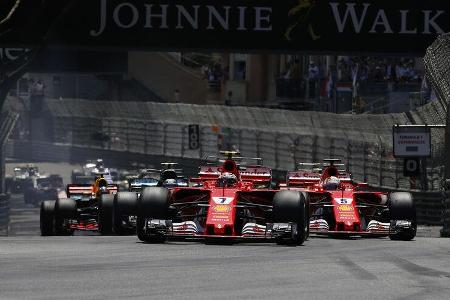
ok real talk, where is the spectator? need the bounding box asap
[308,61,320,98]
[30,79,45,117]
[31,79,45,97]
[308,61,320,80]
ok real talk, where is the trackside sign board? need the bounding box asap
[1,0,450,54]
[393,127,431,157]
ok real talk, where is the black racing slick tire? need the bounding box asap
[54,198,77,235]
[40,200,55,236]
[98,194,114,235]
[113,192,138,235]
[136,216,166,243]
[138,187,170,219]
[302,192,310,241]
[55,198,77,219]
[273,191,308,246]
[389,192,416,241]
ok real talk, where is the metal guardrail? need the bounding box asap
[0,194,10,236]
[413,192,445,226]
[442,192,450,236]
[6,138,445,226]
[374,187,444,226]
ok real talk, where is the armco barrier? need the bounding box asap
[441,192,450,237]
[5,140,287,180]
[412,191,444,226]
[364,186,444,226]
[0,194,10,236]
[6,140,445,226]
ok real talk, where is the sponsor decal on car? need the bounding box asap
[337,204,354,212]
[212,205,231,213]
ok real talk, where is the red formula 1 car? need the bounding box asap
[39,175,118,235]
[281,159,416,240]
[115,152,309,245]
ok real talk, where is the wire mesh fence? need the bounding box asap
[46,107,445,191]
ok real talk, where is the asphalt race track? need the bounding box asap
[1,235,450,299]
[1,162,450,299]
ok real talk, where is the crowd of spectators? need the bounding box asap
[337,57,422,84]
[280,56,422,84]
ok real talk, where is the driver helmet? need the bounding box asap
[95,177,109,195]
[162,178,178,188]
[95,159,104,169]
[323,176,340,190]
[97,185,108,195]
[217,172,238,188]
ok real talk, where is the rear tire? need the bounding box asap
[139,187,170,219]
[55,198,77,219]
[40,200,55,236]
[98,194,114,235]
[389,192,416,241]
[113,192,137,235]
[54,198,77,235]
[273,191,308,246]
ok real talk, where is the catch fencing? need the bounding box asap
[25,98,445,192]
[442,192,450,236]
[423,32,450,234]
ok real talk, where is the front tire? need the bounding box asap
[113,192,138,235]
[136,187,170,243]
[136,216,166,243]
[40,200,55,236]
[389,192,416,241]
[273,191,308,245]
[139,187,170,219]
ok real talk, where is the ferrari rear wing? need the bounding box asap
[240,167,272,182]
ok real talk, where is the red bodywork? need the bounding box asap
[160,159,280,241]
[282,163,389,236]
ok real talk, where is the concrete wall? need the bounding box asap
[128,52,210,103]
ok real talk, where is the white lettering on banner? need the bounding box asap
[113,3,139,29]
[144,4,169,29]
[237,6,247,31]
[330,3,370,33]
[369,9,393,33]
[423,10,445,34]
[400,10,417,34]
[90,0,273,36]
[329,2,446,35]
[206,6,230,30]
[176,5,199,29]
[254,7,272,31]
[0,48,28,61]
[90,0,107,36]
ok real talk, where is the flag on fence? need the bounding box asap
[320,72,334,98]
